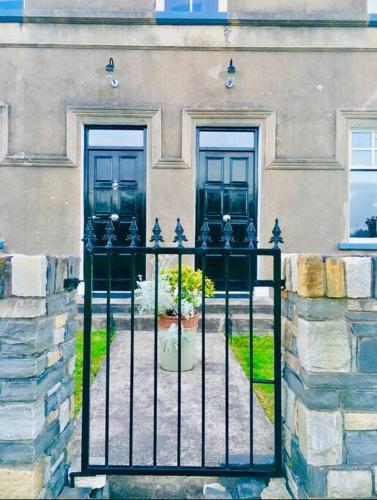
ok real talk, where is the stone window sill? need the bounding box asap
[337,243,377,251]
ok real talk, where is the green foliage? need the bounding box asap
[230,334,274,422]
[161,266,216,311]
[73,330,116,417]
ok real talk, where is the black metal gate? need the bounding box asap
[73,216,284,482]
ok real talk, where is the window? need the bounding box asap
[88,129,144,148]
[156,0,227,22]
[369,0,377,14]
[0,0,23,20]
[349,131,377,238]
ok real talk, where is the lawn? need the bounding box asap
[73,330,115,417]
[230,334,275,422]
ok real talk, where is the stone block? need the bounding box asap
[296,402,342,466]
[55,258,68,293]
[0,460,43,499]
[46,409,59,426]
[46,347,63,368]
[0,402,45,440]
[11,255,47,298]
[358,337,377,373]
[344,413,377,430]
[343,257,372,298]
[67,356,75,377]
[351,322,377,337]
[348,298,377,312]
[0,317,54,355]
[0,379,38,402]
[291,255,298,293]
[0,355,46,379]
[261,478,291,499]
[290,440,328,498]
[65,320,78,340]
[203,483,232,499]
[297,255,325,298]
[284,256,293,291]
[284,351,301,375]
[327,470,372,499]
[345,431,377,464]
[284,367,339,410]
[54,313,68,329]
[54,327,65,345]
[58,487,91,499]
[326,258,346,298]
[0,256,11,298]
[237,479,267,499]
[0,298,46,318]
[67,257,80,279]
[62,338,75,360]
[296,318,351,373]
[46,257,57,296]
[59,398,70,432]
[295,296,346,320]
[373,256,377,298]
[47,294,69,316]
[341,390,377,410]
[282,381,295,432]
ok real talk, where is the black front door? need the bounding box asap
[85,127,146,291]
[196,129,258,291]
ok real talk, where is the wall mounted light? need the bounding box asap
[225,59,237,89]
[105,57,119,88]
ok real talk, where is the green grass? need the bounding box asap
[73,330,115,417]
[230,334,274,422]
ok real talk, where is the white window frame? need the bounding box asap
[349,128,377,242]
[155,0,227,13]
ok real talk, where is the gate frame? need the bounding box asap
[72,217,284,484]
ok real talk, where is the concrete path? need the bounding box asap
[79,330,274,469]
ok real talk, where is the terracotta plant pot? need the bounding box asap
[158,314,199,372]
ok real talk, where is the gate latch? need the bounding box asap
[63,278,81,291]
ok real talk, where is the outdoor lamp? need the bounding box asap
[105,57,119,88]
[225,59,237,89]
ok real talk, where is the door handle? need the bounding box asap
[223,214,231,222]
[110,214,120,222]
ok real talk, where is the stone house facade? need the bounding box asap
[0,0,376,290]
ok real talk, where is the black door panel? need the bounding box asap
[86,141,146,291]
[196,133,258,291]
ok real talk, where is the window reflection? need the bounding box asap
[200,131,255,149]
[88,129,144,148]
[350,171,377,237]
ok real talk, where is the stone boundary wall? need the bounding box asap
[282,254,377,499]
[0,254,79,499]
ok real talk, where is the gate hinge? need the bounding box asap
[63,278,82,291]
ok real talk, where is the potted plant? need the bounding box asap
[136,265,215,372]
[366,216,377,237]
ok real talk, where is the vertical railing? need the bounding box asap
[81,218,96,474]
[81,214,284,477]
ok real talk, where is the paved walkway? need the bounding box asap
[76,329,273,469]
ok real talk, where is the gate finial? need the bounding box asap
[198,218,212,249]
[83,217,96,253]
[245,219,258,248]
[150,218,164,249]
[103,218,117,249]
[127,217,140,248]
[269,219,284,249]
[221,219,234,249]
[174,218,188,248]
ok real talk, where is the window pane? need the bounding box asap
[88,129,144,147]
[351,150,372,167]
[350,171,377,237]
[352,132,372,148]
[165,0,190,12]
[200,131,254,148]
